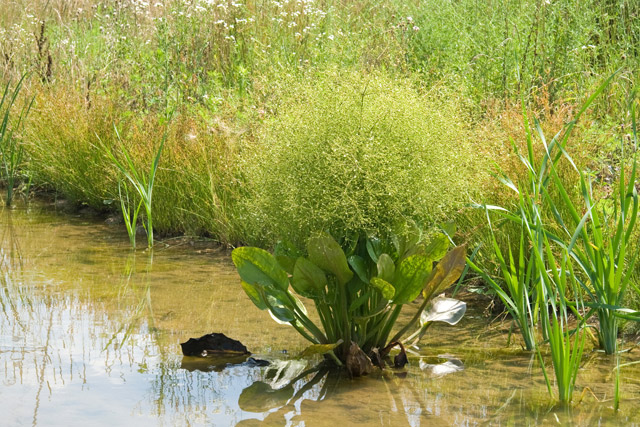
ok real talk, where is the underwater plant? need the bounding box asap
[232,223,467,372]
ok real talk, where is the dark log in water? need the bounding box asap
[180,332,250,356]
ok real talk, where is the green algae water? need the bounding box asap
[2,201,640,426]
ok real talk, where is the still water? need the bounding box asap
[1,201,640,426]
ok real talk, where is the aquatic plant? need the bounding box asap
[560,151,639,355]
[117,180,143,249]
[0,73,33,206]
[105,126,165,248]
[545,89,639,355]
[468,221,537,351]
[232,224,467,370]
[473,74,640,355]
[535,248,586,405]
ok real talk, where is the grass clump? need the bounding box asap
[0,73,33,205]
[238,71,486,248]
[24,86,244,243]
[104,126,166,249]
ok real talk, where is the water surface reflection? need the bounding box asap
[1,202,640,426]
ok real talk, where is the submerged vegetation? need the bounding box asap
[1,0,640,409]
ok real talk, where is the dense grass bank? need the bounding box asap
[1,1,639,301]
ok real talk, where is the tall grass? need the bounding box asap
[468,219,538,351]
[2,0,637,254]
[403,0,639,107]
[0,73,32,205]
[25,88,244,242]
[544,86,639,355]
[535,248,586,405]
[2,0,636,114]
[104,124,166,249]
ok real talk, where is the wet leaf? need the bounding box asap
[298,340,343,358]
[381,341,408,368]
[307,233,353,286]
[268,308,295,325]
[370,277,395,300]
[422,244,467,301]
[366,237,383,263]
[348,255,370,284]
[392,254,433,304]
[420,297,467,326]
[265,294,296,324]
[232,247,289,291]
[394,349,408,368]
[292,257,326,298]
[369,348,384,369]
[241,280,267,310]
[423,232,449,261]
[376,253,395,282]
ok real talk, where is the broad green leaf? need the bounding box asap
[241,280,267,310]
[376,253,395,282]
[392,254,434,304]
[348,255,370,283]
[253,285,296,325]
[423,233,449,262]
[290,292,308,316]
[440,221,456,238]
[298,340,343,358]
[232,247,289,291]
[292,257,326,298]
[307,233,353,285]
[275,255,296,275]
[392,220,421,259]
[274,240,302,274]
[366,237,383,263]
[422,245,467,301]
[266,294,296,324]
[370,277,396,300]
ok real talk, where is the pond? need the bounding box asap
[1,200,640,426]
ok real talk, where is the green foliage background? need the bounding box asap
[238,71,484,247]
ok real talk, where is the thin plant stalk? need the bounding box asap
[615,352,620,411]
[0,73,34,206]
[105,127,166,248]
[118,181,143,249]
[534,243,585,405]
[468,217,538,351]
[545,121,639,354]
[477,73,639,355]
